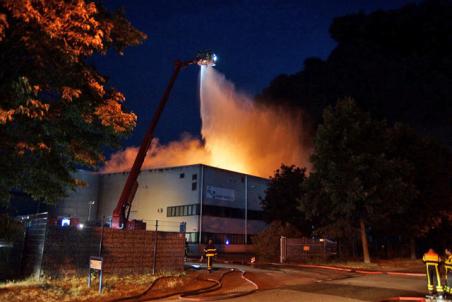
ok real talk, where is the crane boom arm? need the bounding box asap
[110,51,217,229]
[111,60,188,229]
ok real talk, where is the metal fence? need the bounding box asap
[280,236,337,263]
[19,212,48,278]
[18,217,186,277]
[141,219,186,233]
[96,217,186,233]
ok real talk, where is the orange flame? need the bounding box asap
[102,67,311,178]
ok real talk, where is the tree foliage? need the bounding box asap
[261,165,310,233]
[263,99,451,260]
[0,0,146,203]
[301,98,418,262]
[384,124,452,240]
[258,0,452,146]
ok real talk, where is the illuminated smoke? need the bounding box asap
[102,66,311,178]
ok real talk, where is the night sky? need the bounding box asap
[95,0,417,151]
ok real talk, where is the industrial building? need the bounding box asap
[53,164,268,246]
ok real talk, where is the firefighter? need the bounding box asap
[204,239,217,272]
[444,248,452,295]
[422,248,444,297]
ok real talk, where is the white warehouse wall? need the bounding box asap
[55,164,268,243]
[97,165,201,232]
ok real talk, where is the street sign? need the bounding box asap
[90,257,102,270]
[88,256,103,294]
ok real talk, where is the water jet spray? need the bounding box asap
[104,54,311,190]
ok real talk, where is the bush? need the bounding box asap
[253,221,302,261]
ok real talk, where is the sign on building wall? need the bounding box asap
[206,186,235,201]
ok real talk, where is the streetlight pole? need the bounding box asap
[88,200,95,222]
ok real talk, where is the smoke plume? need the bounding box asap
[102,66,311,178]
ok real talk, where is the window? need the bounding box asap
[167,204,199,217]
[192,174,197,180]
[203,205,243,218]
[192,182,197,191]
[202,205,264,221]
[195,205,200,215]
[185,232,198,243]
[248,210,264,220]
[179,173,185,178]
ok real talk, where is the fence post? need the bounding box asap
[152,220,158,275]
[36,213,48,279]
[98,218,104,257]
[280,236,287,264]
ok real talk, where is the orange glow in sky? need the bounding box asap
[103,67,311,178]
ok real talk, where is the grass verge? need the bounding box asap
[0,272,185,302]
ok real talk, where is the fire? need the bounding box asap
[102,66,311,178]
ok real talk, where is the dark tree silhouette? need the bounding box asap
[302,99,417,263]
[383,124,452,258]
[261,165,311,234]
[258,0,452,147]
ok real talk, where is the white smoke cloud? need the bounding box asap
[102,66,311,178]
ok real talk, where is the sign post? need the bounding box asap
[88,256,103,294]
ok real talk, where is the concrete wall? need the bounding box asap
[39,226,184,276]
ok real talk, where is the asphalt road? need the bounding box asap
[183,262,427,302]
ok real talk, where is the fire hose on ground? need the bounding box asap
[108,262,434,302]
[108,268,259,302]
[275,263,430,302]
[276,263,425,277]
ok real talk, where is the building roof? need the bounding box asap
[98,163,269,180]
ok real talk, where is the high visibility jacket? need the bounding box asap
[445,255,452,293]
[446,255,452,266]
[204,244,217,257]
[423,250,441,263]
[423,250,444,293]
